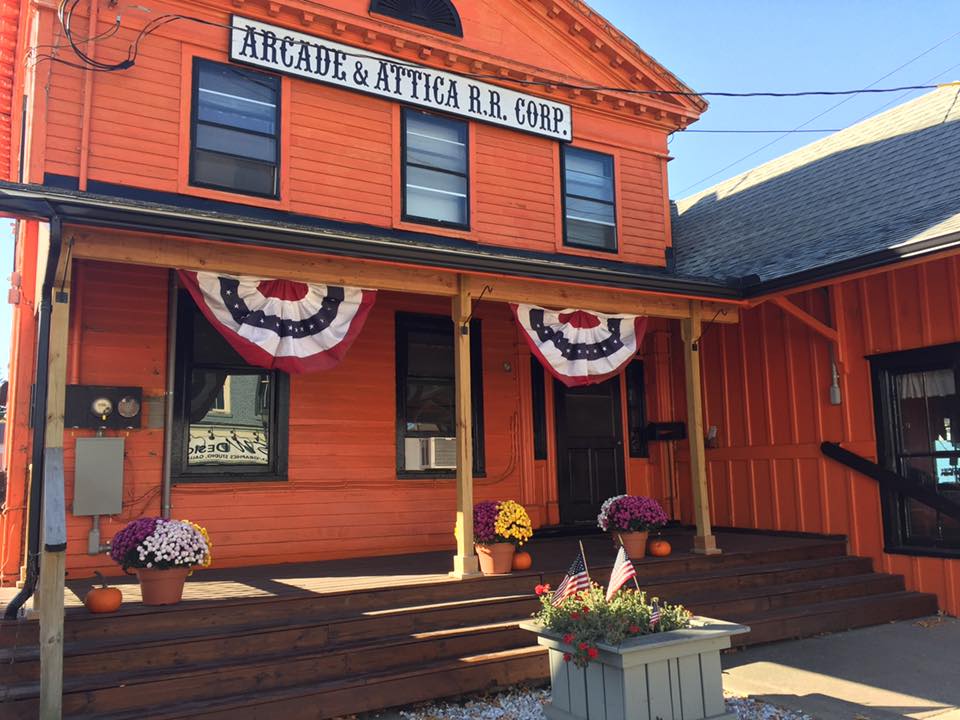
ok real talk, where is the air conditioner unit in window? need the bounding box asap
[404,437,458,471]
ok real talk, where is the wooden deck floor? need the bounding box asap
[0,528,835,614]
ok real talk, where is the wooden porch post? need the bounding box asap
[452,277,480,577]
[682,301,720,555]
[38,246,72,719]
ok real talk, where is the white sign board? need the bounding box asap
[230,16,573,141]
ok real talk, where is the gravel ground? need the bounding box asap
[364,687,817,720]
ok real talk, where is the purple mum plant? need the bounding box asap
[109,517,159,570]
[473,500,500,544]
[597,495,669,533]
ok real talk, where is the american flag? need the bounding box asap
[649,602,661,630]
[605,546,637,601]
[552,552,591,607]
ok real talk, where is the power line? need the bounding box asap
[683,128,841,134]
[849,61,960,125]
[676,28,960,195]
[37,3,952,102]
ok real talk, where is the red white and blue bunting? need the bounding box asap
[178,270,376,374]
[512,303,648,387]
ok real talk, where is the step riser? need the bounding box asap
[5,629,536,718]
[735,593,940,646]
[634,557,874,598]
[683,575,905,617]
[2,600,538,686]
[168,654,551,720]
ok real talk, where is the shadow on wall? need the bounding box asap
[672,113,960,284]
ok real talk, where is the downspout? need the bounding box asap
[161,271,177,518]
[4,216,62,619]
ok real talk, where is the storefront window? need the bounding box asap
[395,313,484,476]
[173,292,289,483]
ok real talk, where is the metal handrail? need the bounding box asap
[821,442,960,523]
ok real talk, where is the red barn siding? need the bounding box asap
[697,256,960,616]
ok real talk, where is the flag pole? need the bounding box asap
[578,539,591,581]
[617,533,643,591]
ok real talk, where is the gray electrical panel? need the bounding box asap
[73,437,124,516]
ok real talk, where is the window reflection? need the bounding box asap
[188,371,271,466]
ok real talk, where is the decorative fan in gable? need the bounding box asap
[370,0,463,37]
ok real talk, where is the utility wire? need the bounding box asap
[37,3,952,102]
[676,28,960,195]
[848,60,960,125]
[683,128,841,134]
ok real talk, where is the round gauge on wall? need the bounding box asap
[90,397,114,418]
[117,395,141,419]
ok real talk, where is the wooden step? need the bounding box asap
[730,590,939,646]
[1,594,540,685]
[66,646,549,720]
[677,572,905,617]
[2,622,538,717]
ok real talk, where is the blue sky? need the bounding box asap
[1,2,959,376]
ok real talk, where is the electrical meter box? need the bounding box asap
[73,437,125,517]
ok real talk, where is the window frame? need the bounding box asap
[172,291,290,485]
[560,145,619,254]
[870,341,960,558]
[189,58,282,200]
[395,312,485,479]
[530,356,548,461]
[400,108,471,231]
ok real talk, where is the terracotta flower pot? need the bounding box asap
[475,543,516,575]
[135,566,191,605]
[613,530,649,559]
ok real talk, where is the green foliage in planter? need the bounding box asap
[533,584,692,667]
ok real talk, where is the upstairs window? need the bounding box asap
[402,109,470,229]
[191,59,281,198]
[562,146,618,252]
[370,0,463,37]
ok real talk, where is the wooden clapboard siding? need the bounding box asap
[39,261,529,579]
[690,255,960,616]
[31,0,675,264]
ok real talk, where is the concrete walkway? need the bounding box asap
[722,616,960,720]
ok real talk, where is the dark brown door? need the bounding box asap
[555,377,626,525]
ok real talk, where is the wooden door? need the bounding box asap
[554,377,626,525]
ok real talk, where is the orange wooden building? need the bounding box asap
[0,0,959,650]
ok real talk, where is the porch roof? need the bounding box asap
[0,177,740,300]
[672,85,960,294]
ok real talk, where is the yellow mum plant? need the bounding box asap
[475,500,533,546]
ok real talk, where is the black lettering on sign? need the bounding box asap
[469,84,482,114]
[279,36,296,68]
[488,89,503,120]
[446,79,460,109]
[374,61,391,92]
[554,107,566,136]
[295,42,313,73]
[239,25,258,58]
[332,49,347,81]
[260,30,278,64]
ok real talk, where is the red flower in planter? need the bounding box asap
[563,633,574,644]
[534,584,547,596]
[629,624,641,634]
[588,647,599,659]
[571,611,580,620]
[578,641,589,651]
[581,607,590,615]
[563,653,572,663]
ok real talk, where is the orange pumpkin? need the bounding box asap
[648,538,672,558]
[512,550,533,571]
[84,572,123,614]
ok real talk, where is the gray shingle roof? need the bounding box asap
[671,84,960,285]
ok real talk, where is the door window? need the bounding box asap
[872,345,960,553]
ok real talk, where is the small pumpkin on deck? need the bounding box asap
[512,550,533,571]
[84,572,123,614]
[648,537,672,558]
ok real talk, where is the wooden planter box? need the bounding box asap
[520,618,749,720]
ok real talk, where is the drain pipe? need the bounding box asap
[4,217,63,619]
[160,270,178,519]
